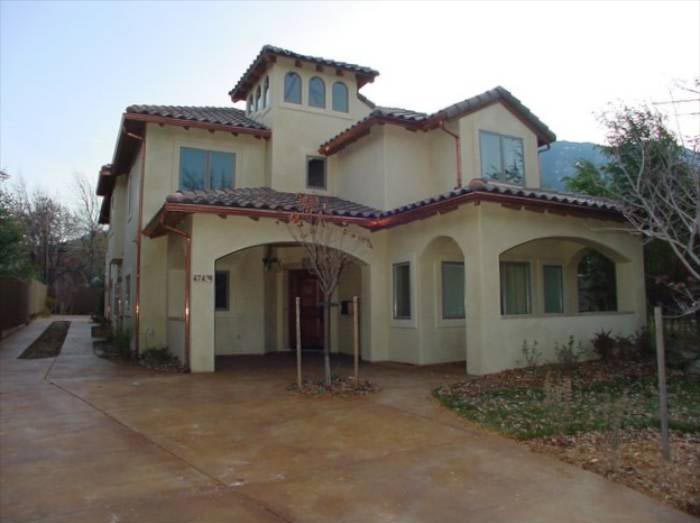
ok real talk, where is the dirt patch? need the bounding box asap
[18,321,70,359]
[527,429,700,516]
[288,376,381,397]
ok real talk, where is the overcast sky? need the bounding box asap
[1,0,698,206]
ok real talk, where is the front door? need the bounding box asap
[289,270,324,349]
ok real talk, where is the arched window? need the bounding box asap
[577,249,617,312]
[255,86,262,112]
[284,72,301,104]
[308,76,326,108]
[263,76,270,108]
[247,94,253,114]
[332,81,348,112]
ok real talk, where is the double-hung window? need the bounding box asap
[479,131,525,184]
[500,261,531,315]
[543,265,564,314]
[179,147,235,191]
[393,262,411,319]
[442,262,465,319]
[215,271,229,311]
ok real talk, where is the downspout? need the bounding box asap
[161,216,192,373]
[439,121,463,188]
[537,144,551,186]
[134,127,146,356]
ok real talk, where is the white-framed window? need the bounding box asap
[215,271,229,311]
[393,262,411,319]
[543,264,564,314]
[309,76,326,108]
[332,81,348,112]
[500,261,531,315]
[247,94,253,114]
[179,147,235,191]
[255,86,261,112]
[442,261,465,319]
[479,130,525,184]
[284,72,302,104]
[306,156,327,189]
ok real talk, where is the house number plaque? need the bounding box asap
[193,274,213,282]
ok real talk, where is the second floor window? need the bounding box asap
[306,157,326,189]
[284,72,301,104]
[180,147,235,191]
[479,131,524,185]
[263,76,270,108]
[332,81,348,112]
[255,86,261,111]
[309,77,326,108]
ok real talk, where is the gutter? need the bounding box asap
[134,127,146,357]
[438,121,463,188]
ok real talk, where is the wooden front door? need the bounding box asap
[289,270,324,349]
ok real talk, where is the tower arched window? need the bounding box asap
[284,72,302,104]
[332,81,348,112]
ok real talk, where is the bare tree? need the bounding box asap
[73,173,106,286]
[601,104,699,315]
[286,194,372,385]
[12,179,78,288]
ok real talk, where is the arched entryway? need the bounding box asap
[417,236,467,366]
[211,242,369,371]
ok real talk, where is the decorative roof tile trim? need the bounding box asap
[166,187,382,218]
[124,105,270,135]
[143,181,623,237]
[320,86,556,155]
[229,45,379,102]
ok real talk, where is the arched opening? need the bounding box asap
[417,236,466,366]
[308,76,326,108]
[577,249,617,312]
[498,236,627,317]
[332,81,348,112]
[211,242,368,373]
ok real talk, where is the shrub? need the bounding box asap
[554,336,584,371]
[111,329,132,360]
[518,339,542,368]
[140,347,180,370]
[592,329,615,362]
[615,334,635,361]
[631,327,655,359]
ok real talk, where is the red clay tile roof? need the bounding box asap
[165,181,620,219]
[125,105,268,131]
[229,45,379,102]
[320,86,556,154]
[167,187,381,218]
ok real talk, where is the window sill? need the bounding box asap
[437,318,466,328]
[279,103,355,120]
[500,311,635,320]
[391,318,416,329]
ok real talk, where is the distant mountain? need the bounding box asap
[539,141,608,192]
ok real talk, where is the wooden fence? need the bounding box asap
[0,277,47,336]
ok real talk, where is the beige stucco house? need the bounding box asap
[98,45,646,374]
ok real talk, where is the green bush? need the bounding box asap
[111,329,132,360]
[140,347,179,368]
[592,330,615,362]
[518,339,543,368]
[555,336,585,371]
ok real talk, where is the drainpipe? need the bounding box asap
[133,127,146,356]
[161,217,191,373]
[439,121,463,188]
[537,144,551,186]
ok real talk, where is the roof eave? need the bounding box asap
[123,113,271,138]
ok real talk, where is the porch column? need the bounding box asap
[189,229,216,372]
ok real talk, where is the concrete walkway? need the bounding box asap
[0,317,696,522]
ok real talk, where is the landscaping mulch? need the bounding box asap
[288,376,381,397]
[527,429,700,516]
[435,359,700,515]
[18,321,70,359]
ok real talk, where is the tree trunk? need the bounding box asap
[323,296,331,386]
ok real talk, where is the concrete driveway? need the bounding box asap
[0,317,695,523]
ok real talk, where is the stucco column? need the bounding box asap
[189,226,216,372]
[363,233,389,361]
